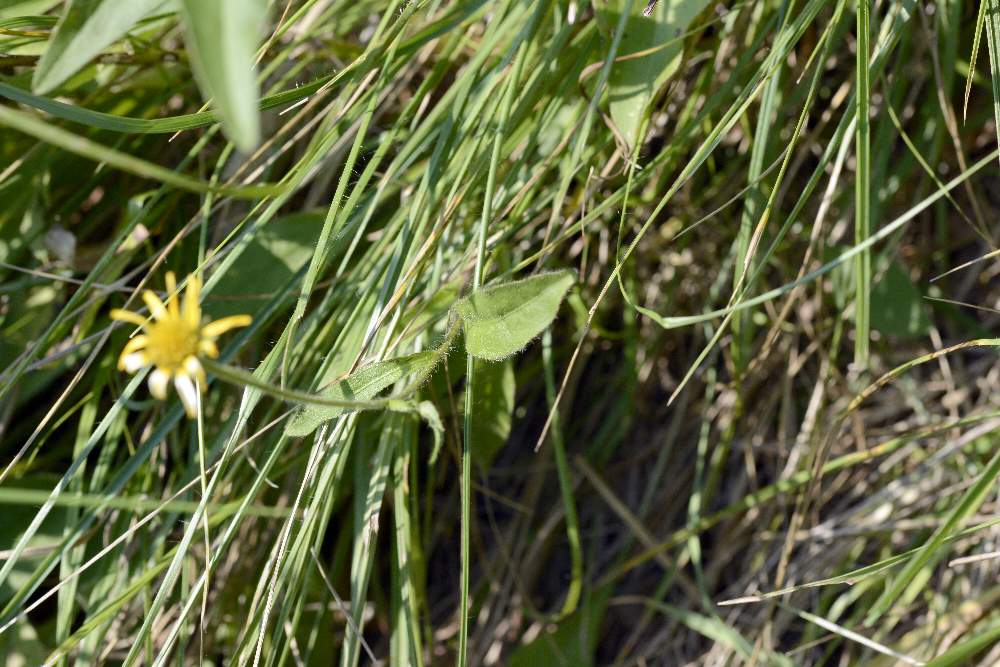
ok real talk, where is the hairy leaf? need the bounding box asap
[286,351,438,437]
[455,270,574,361]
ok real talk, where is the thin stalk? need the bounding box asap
[542,329,582,619]
[854,0,871,367]
[195,385,210,666]
[201,358,410,412]
[459,29,528,667]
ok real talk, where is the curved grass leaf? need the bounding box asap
[179,0,266,152]
[0,104,284,199]
[285,351,439,437]
[864,445,1000,625]
[455,270,574,361]
[631,146,999,330]
[32,0,168,94]
[0,77,330,134]
[0,2,485,135]
[924,623,1000,667]
[637,598,793,666]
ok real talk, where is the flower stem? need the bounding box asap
[201,358,407,412]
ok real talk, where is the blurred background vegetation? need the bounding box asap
[3,0,1000,664]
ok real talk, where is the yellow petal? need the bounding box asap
[202,314,252,338]
[120,334,149,357]
[183,274,202,328]
[198,339,219,359]
[142,290,168,321]
[148,368,170,400]
[110,308,149,328]
[164,271,180,318]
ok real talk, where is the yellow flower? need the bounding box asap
[111,272,251,418]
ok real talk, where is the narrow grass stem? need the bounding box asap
[854,0,872,367]
[458,17,530,664]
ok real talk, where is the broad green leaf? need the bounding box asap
[285,351,439,437]
[207,211,324,319]
[32,0,169,95]
[509,589,609,667]
[0,619,47,667]
[470,359,515,470]
[605,0,712,150]
[455,270,575,361]
[179,0,266,151]
[870,262,931,338]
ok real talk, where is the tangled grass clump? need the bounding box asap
[3,1,1000,665]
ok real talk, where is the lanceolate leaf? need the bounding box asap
[178,0,266,152]
[605,0,712,150]
[455,270,575,361]
[285,351,439,437]
[470,359,515,470]
[33,0,168,94]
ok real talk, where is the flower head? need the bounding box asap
[111,272,251,418]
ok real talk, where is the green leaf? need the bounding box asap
[0,618,48,667]
[455,270,575,361]
[32,0,169,95]
[178,0,266,151]
[509,589,609,667]
[924,623,1000,667]
[470,359,515,470]
[983,0,1000,167]
[866,446,1000,625]
[207,211,325,319]
[605,0,711,150]
[285,351,439,438]
[417,400,446,465]
[870,262,931,338]
[824,246,854,311]
[0,477,66,605]
[0,1,61,20]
